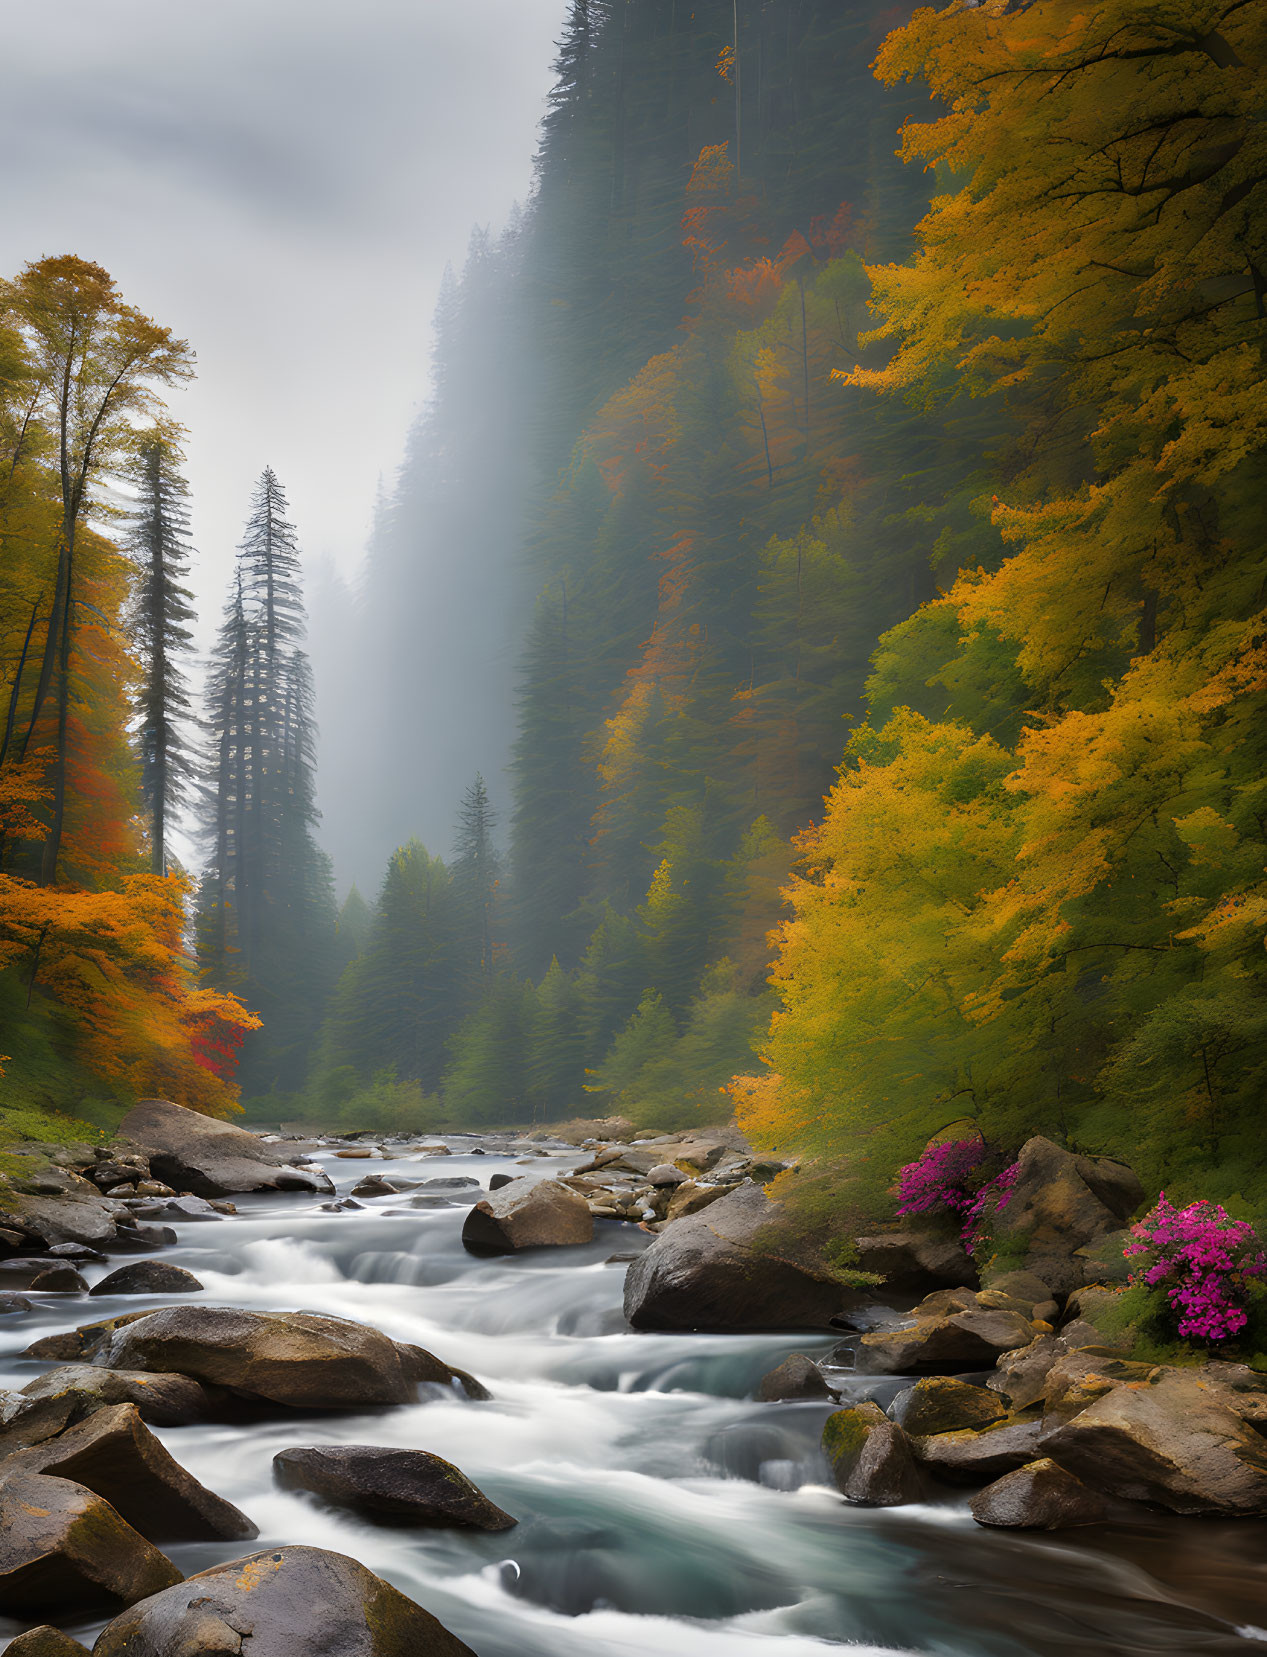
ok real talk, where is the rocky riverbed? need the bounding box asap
[0,1106,1265,1654]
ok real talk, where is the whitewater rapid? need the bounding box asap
[2,1137,1264,1656]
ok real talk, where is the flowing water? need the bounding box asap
[2,1137,1266,1655]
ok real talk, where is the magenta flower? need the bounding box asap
[895,1138,988,1219]
[894,1140,1019,1255]
[1125,1193,1266,1342]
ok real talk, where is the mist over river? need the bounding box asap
[2,1138,1265,1657]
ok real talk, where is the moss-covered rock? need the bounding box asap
[889,1377,1008,1436]
[822,1402,922,1506]
[0,1472,181,1615]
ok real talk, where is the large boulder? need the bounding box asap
[822,1403,922,1506]
[855,1230,977,1292]
[95,1305,486,1408]
[91,1544,476,1656]
[1,1403,256,1541]
[623,1184,857,1331]
[273,1446,516,1529]
[461,1177,593,1254]
[114,1099,333,1197]
[0,1472,181,1614]
[4,1627,92,1655]
[1041,1368,1267,1515]
[889,1377,1008,1437]
[0,1364,213,1450]
[985,1137,1142,1296]
[970,1458,1110,1529]
[89,1261,203,1297]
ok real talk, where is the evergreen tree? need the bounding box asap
[452,774,498,990]
[128,430,196,877]
[197,471,335,1094]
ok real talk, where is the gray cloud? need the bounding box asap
[0,0,564,620]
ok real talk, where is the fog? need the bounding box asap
[0,0,565,883]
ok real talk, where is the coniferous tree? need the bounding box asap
[197,470,335,1094]
[453,774,498,989]
[128,430,196,877]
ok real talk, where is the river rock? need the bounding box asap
[89,1261,204,1297]
[0,1193,117,1251]
[822,1402,922,1506]
[756,1353,834,1402]
[1,1402,256,1541]
[4,1626,92,1655]
[970,1457,1110,1528]
[987,1334,1062,1411]
[889,1377,1008,1436]
[1041,1368,1267,1515]
[0,1365,214,1450]
[646,1164,688,1187]
[855,1230,978,1292]
[89,1160,149,1191]
[273,1446,516,1529]
[461,1178,593,1254]
[624,1184,857,1332]
[913,1413,1045,1483]
[985,1137,1142,1296]
[91,1544,477,1656]
[0,1472,182,1614]
[855,1305,1036,1375]
[96,1304,485,1407]
[114,1098,333,1197]
[28,1267,87,1294]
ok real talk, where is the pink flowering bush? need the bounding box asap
[894,1139,1019,1254]
[1124,1193,1267,1342]
[961,1159,1020,1257]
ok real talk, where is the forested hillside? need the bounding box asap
[308,0,972,1133]
[310,0,1267,1233]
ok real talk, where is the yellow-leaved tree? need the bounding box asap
[736,0,1267,1216]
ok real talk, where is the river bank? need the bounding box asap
[0,1117,1265,1655]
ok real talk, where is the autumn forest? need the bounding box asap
[2,0,1265,1238]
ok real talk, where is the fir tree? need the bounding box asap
[453,774,498,988]
[197,470,335,1093]
[128,430,196,877]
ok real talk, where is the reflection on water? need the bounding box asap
[1,1137,1265,1657]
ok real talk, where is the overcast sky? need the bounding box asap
[0,0,565,621]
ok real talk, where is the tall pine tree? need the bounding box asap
[197,469,335,1095]
[128,430,195,877]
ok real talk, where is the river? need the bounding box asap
[2,1135,1265,1655]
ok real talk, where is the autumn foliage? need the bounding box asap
[735,0,1267,1215]
[0,256,257,1120]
